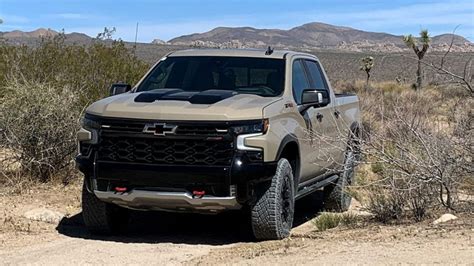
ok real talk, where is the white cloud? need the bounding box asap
[0,14,30,24]
[53,13,87,19]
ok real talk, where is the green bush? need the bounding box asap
[312,212,359,231]
[0,80,80,183]
[365,191,404,223]
[0,34,149,106]
[0,33,150,184]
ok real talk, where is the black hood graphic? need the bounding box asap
[134,89,239,104]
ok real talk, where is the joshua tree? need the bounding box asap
[360,56,374,87]
[403,30,430,90]
[96,27,116,40]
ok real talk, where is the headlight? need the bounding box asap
[234,119,268,151]
[78,114,100,145]
[232,119,269,135]
[81,115,101,130]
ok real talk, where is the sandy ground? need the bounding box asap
[0,182,472,265]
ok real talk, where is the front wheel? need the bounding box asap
[82,179,130,234]
[251,158,295,240]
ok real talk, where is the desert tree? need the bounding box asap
[360,56,374,87]
[403,30,430,90]
[305,87,472,221]
[96,27,116,40]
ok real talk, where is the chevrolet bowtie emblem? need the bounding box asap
[143,123,178,136]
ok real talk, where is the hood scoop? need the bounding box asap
[134,89,183,103]
[134,89,238,104]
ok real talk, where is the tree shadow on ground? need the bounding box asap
[56,191,324,245]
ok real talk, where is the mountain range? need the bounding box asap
[1,22,472,52]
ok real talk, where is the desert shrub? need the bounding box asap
[312,212,360,231]
[365,189,405,223]
[361,88,472,221]
[0,80,81,183]
[0,31,150,186]
[317,82,472,222]
[0,33,149,106]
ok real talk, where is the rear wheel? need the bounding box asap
[324,149,356,212]
[82,179,130,234]
[251,158,295,240]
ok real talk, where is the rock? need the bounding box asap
[23,208,64,224]
[433,213,458,225]
[151,38,167,45]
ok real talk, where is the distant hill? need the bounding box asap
[0,28,91,45]
[169,22,472,51]
[2,28,58,38]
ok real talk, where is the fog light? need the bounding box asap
[230,185,237,197]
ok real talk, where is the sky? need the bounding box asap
[0,0,473,42]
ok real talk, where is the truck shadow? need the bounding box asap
[56,191,324,245]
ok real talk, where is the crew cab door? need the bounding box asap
[292,59,339,182]
[303,59,342,172]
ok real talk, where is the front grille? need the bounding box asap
[91,117,237,166]
[97,136,234,166]
[100,118,228,137]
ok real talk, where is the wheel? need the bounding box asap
[251,158,295,240]
[323,149,356,212]
[81,179,129,234]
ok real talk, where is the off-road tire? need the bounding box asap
[251,158,295,240]
[82,180,129,234]
[324,149,356,212]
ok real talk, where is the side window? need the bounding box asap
[304,60,328,91]
[292,60,310,104]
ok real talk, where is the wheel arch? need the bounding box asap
[275,135,300,185]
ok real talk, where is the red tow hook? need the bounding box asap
[192,190,206,199]
[114,187,128,193]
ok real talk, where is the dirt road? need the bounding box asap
[1,184,472,265]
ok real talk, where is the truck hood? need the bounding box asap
[86,89,281,121]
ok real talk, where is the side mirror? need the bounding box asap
[301,89,330,107]
[109,83,131,96]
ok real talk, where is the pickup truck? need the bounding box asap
[76,48,361,240]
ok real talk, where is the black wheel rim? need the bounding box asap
[281,175,293,228]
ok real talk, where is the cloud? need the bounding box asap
[54,13,87,19]
[0,14,29,24]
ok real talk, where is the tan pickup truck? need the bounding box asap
[76,48,361,240]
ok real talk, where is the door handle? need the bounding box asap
[334,110,340,118]
[316,113,323,122]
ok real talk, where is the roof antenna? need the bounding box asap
[265,46,274,55]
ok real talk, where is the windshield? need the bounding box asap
[137,56,285,97]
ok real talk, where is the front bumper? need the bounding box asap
[76,116,278,212]
[77,145,277,213]
[94,190,240,213]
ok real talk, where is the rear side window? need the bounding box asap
[292,60,311,104]
[304,60,328,91]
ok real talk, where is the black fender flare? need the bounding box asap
[275,134,301,186]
